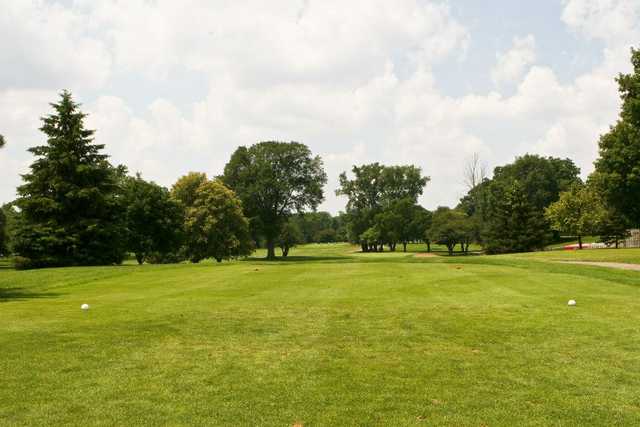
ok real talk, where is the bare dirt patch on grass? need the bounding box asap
[414,252,438,258]
[558,261,640,271]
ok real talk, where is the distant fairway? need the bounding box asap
[1,244,640,426]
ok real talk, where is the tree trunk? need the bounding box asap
[403,242,407,252]
[135,253,144,265]
[266,238,276,260]
[361,243,367,252]
[427,241,431,252]
[615,239,619,249]
[283,246,289,257]
[215,257,222,263]
[578,235,583,250]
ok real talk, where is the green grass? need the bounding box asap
[1,245,640,426]
[513,247,640,264]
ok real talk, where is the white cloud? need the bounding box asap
[0,1,111,91]
[1,0,639,213]
[491,35,537,85]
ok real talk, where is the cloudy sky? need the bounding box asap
[1,0,638,213]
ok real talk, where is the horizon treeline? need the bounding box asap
[1,48,639,268]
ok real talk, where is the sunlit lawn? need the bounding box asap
[1,244,640,425]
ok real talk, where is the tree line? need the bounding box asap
[0,92,329,267]
[2,48,639,267]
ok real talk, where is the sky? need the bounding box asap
[1,0,639,213]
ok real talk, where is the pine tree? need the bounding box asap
[482,180,548,254]
[14,91,126,268]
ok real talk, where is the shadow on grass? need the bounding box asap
[0,287,61,302]
[243,255,347,263]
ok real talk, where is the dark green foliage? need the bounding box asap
[278,221,303,257]
[428,207,473,255]
[315,228,338,243]
[0,203,19,256]
[222,141,327,259]
[184,179,253,263]
[597,207,631,248]
[122,174,184,264]
[290,211,336,243]
[482,180,548,254]
[13,91,126,268]
[0,134,5,148]
[491,154,580,211]
[594,48,640,227]
[336,163,430,252]
[461,154,581,254]
[0,209,6,256]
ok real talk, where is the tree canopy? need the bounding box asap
[222,141,327,259]
[184,179,253,263]
[545,183,603,249]
[336,163,430,252]
[122,174,184,264]
[593,48,640,227]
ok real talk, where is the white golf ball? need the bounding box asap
[81,303,90,310]
[567,299,576,306]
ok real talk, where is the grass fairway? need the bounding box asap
[1,245,640,426]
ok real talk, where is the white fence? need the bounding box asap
[623,229,640,248]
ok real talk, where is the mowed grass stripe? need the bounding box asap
[1,245,640,425]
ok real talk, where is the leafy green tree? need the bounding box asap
[360,226,382,252]
[492,154,581,212]
[184,180,253,263]
[482,180,548,254]
[467,154,580,253]
[337,163,429,252]
[122,174,184,264]
[428,207,470,255]
[545,183,603,249]
[278,221,303,257]
[593,48,640,227]
[222,141,327,259]
[13,91,126,268]
[410,206,432,252]
[374,198,426,252]
[315,228,338,243]
[0,204,19,256]
[373,208,401,251]
[290,211,334,243]
[171,172,208,208]
[0,209,6,256]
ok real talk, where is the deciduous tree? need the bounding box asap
[278,221,303,257]
[184,180,253,263]
[545,184,603,249]
[122,174,184,264]
[222,141,327,260]
[594,48,640,227]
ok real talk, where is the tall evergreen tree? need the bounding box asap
[13,91,126,268]
[482,180,547,254]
